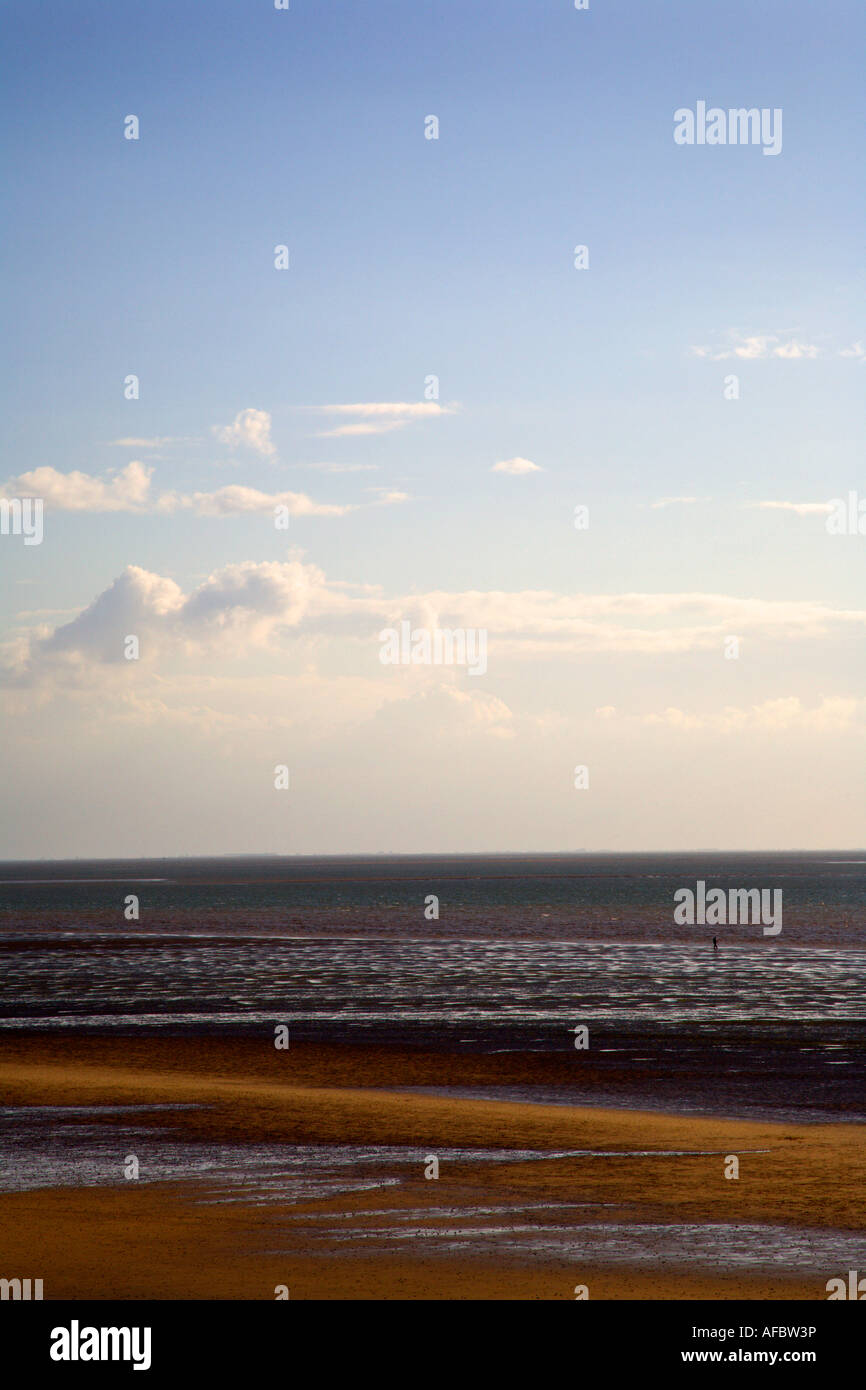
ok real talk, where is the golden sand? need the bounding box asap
[0,1037,862,1299]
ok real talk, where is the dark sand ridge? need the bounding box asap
[0,1037,863,1299]
[2,1033,861,1121]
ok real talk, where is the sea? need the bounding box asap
[1,852,864,1275]
[1,851,863,1118]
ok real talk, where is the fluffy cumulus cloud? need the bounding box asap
[1,461,155,511]
[6,560,866,691]
[214,408,276,456]
[2,562,324,686]
[41,567,185,663]
[178,560,323,638]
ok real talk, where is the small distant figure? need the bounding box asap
[712,936,719,951]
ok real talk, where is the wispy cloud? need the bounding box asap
[649,496,700,509]
[771,339,821,360]
[691,332,866,362]
[367,487,412,505]
[318,402,451,418]
[303,462,381,473]
[0,464,399,519]
[318,421,405,438]
[491,457,543,475]
[746,500,834,516]
[634,696,865,733]
[312,401,455,437]
[108,436,199,448]
[691,331,821,361]
[164,486,352,518]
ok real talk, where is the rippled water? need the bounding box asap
[313,1216,866,1277]
[1,855,864,1119]
[1,1104,859,1277]
[1,940,864,1028]
[0,1106,766,1195]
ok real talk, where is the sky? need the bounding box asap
[1,0,864,857]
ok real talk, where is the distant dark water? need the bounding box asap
[1,853,864,1121]
[1,851,864,940]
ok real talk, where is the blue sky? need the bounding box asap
[1,0,864,855]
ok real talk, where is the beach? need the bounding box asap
[2,854,864,1301]
[1,1034,863,1300]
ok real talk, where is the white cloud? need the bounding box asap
[19,561,321,676]
[649,496,700,509]
[319,402,450,418]
[731,335,780,360]
[214,408,276,457]
[303,462,381,473]
[168,485,352,518]
[636,696,865,734]
[0,466,390,519]
[108,437,197,448]
[491,457,543,475]
[773,339,821,360]
[40,566,186,665]
[368,487,411,505]
[747,500,834,516]
[318,421,405,437]
[7,562,866,688]
[691,332,822,361]
[312,401,455,437]
[0,461,154,511]
[368,683,515,741]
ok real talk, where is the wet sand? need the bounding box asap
[0,1036,863,1299]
